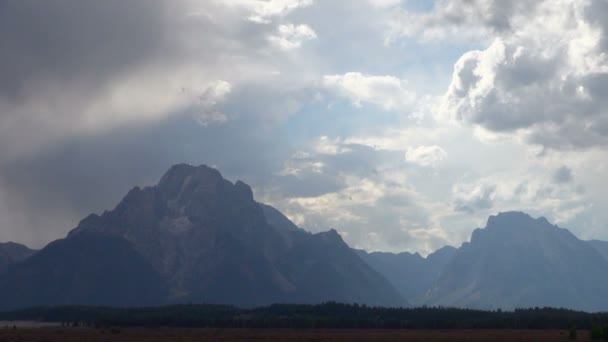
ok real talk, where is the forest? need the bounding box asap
[2,302,608,334]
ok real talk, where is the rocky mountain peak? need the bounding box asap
[470,211,562,246]
[58,163,406,308]
[485,211,555,230]
[234,180,254,201]
[487,211,532,227]
[158,164,225,199]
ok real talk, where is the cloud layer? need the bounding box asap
[0,0,607,255]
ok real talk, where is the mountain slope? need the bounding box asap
[588,239,608,262]
[356,246,456,303]
[66,163,406,307]
[259,203,304,233]
[260,203,406,305]
[425,212,608,311]
[0,232,165,310]
[0,242,36,274]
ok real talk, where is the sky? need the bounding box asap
[1,0,608,255]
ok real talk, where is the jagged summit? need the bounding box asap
[426,211,608,311]
[486,211,553,229]
[41,163,406,309]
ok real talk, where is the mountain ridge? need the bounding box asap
[0,165,607,311]
[424,211,608,311]
[0,163,406,310]
[0,242,36,274]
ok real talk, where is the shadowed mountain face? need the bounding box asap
[3,164,606,312]
[425,212,608,311]
[588,239,608,262]
[56,164,406,308]
[0,232,165,310]
[0,242,36,274]
[356,246,457,304]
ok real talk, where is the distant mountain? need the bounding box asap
[0,163,404,309]
[7,163,606,312]
[424,212,608,311]
[0,242,36,274]
[355,246,456,303]
[0,232,165,310]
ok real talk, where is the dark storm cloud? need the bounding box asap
[0,0,321,246]
[0,112,298,246]
[0,0,168,98]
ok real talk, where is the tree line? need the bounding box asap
[1,302,608,332]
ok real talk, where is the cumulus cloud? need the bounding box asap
[368,0,401,9]
[431,0,608,150]
[388,0,539,42]
[405,145,447,167]
[227,0,314,23]
[280,169,449,253]
[323,72,416,111]
[450,158,589,227]
[268,24,317,50]
[255,135,454,254]
[453,182,496,213]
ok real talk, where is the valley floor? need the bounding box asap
[0,327,590,341]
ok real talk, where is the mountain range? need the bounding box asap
[1,164,608,311]
[0,164,404,310]
[358,212,608,311]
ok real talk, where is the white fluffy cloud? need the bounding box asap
[223,0,313,23]
[388,0,538,42]
[405,145,448,167]
[268,23,317,50]
[323,72,416,111]
[368,0,401,9]
[429,0,608,149]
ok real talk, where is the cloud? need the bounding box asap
[0,0,321,246]
[0,0,323,162]
[433,0,608,150]
[254,135,454,254]
[450,156,590,226]
[453,182,496,214]
[368,0,401,9]
[323,72,416,111]
[227,0,314,23]
[405,145,447,167]
[553,166,574,184]
[387,0,539,42]
[268,24,317,50]
[2,0,608,255]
